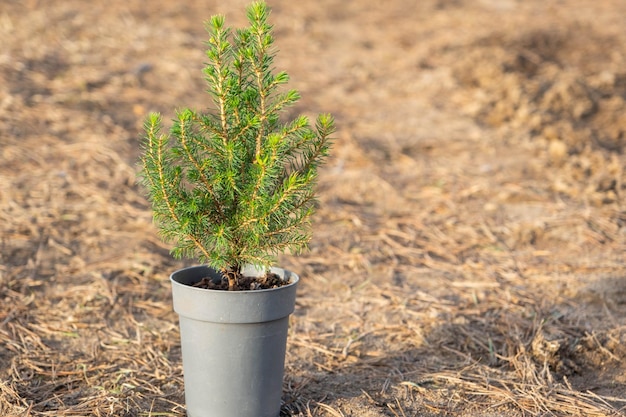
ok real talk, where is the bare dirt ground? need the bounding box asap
[1,0,625,416]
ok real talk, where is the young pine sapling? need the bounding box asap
[140,1,334,290]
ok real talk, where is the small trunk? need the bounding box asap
[224,267,239,291]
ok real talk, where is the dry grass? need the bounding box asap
[1,0,625,416]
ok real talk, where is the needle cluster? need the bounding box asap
[140,1,334,282]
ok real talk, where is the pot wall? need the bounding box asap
[170,265,299,417]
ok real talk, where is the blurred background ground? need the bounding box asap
[0,0,625,415]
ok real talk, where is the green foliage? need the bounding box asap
[140,1,334,275]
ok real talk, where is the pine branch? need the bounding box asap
[141,113,213,262]
[204,15,232,137]
[175,109,224,221]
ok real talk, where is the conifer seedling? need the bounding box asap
[140,1,334,290]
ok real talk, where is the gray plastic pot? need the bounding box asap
[170,265,299,417]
